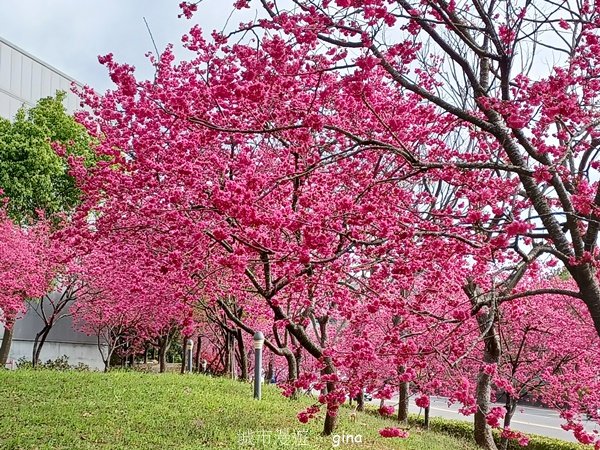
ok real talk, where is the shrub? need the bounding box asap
[425,417,587,450]
[16,355,90,371]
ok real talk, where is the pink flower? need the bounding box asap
[415,394,430,409]
[379,405,395,416]
[379,427,409,438]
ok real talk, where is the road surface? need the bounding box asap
[372,396,599,443]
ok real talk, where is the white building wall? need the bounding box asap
[0,36,80,119]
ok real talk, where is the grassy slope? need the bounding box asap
[0,370,479,450]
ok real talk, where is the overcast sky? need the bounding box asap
[0,1,247,92]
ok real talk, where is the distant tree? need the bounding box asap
[0,92,93,366]
[0,208,53,366]
[0,91,93,223]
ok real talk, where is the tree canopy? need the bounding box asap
[0,92,93,223]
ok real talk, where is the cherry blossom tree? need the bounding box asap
[61,0,600,444]
[0,204,54,366]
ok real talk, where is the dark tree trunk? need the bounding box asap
[284,349,298,383]
[180,335,188,374]
[294,347,302,380]
[30,286,74,368]
[158,335,172,373]
[221,332,230,376]
[465,281,501,450]
[32,326,52,368]
[121,343,127,368]
[235,328,248,381]
[357,389,365,412]
[424,406,430,429]
[473,321,501,450]
[499,396,518,450]
[195,335,202,372]
[227,331,235,378]
[323,408,337,436]
[0,318,15,367]
[322,379,338,436]
[321,357,338,436]
[283,349,298,398]
[158,346,167,373]
[570,266,600,339]
[474,367,498,450]
[101,337,115,373]
[269,301,340,435]
[266,356,274,383]
[397,366,410,424]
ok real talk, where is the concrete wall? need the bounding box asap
[0,292,106,370]
[6,339,104,371]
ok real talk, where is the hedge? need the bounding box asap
[425,417,588,450]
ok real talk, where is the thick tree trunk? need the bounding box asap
[397,366,410,424]
[323,408,337,436]
[424,406,430,429]
[465,281,500,450]
[294,347,302,380]
[281,349,298,398]
[398,383,410,423]
[0,318,15,367]
[323,378,338,436]
[499,397,518,450]
[266,356,274,383]
[473,320,501,450]
[158,346,167,373]
[270,305,339,435]
[284,350,296,381]
[321,357,338,436]
[235,329,248,381]
[357,389,365,412]
[158,336,171,373]
[474,368,497,450]
[570,266,600,339]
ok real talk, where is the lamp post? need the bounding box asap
[185,339,194,373]
[253,331,264,400]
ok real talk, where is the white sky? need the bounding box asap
[0,1,244,92]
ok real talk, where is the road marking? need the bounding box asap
[426,406,564,431]
[510,420,563,431]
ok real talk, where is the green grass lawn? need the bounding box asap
[0,370,479,450]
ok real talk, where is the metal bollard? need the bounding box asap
[253,332,264,399]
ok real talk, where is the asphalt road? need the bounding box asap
[374,396,599,443]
